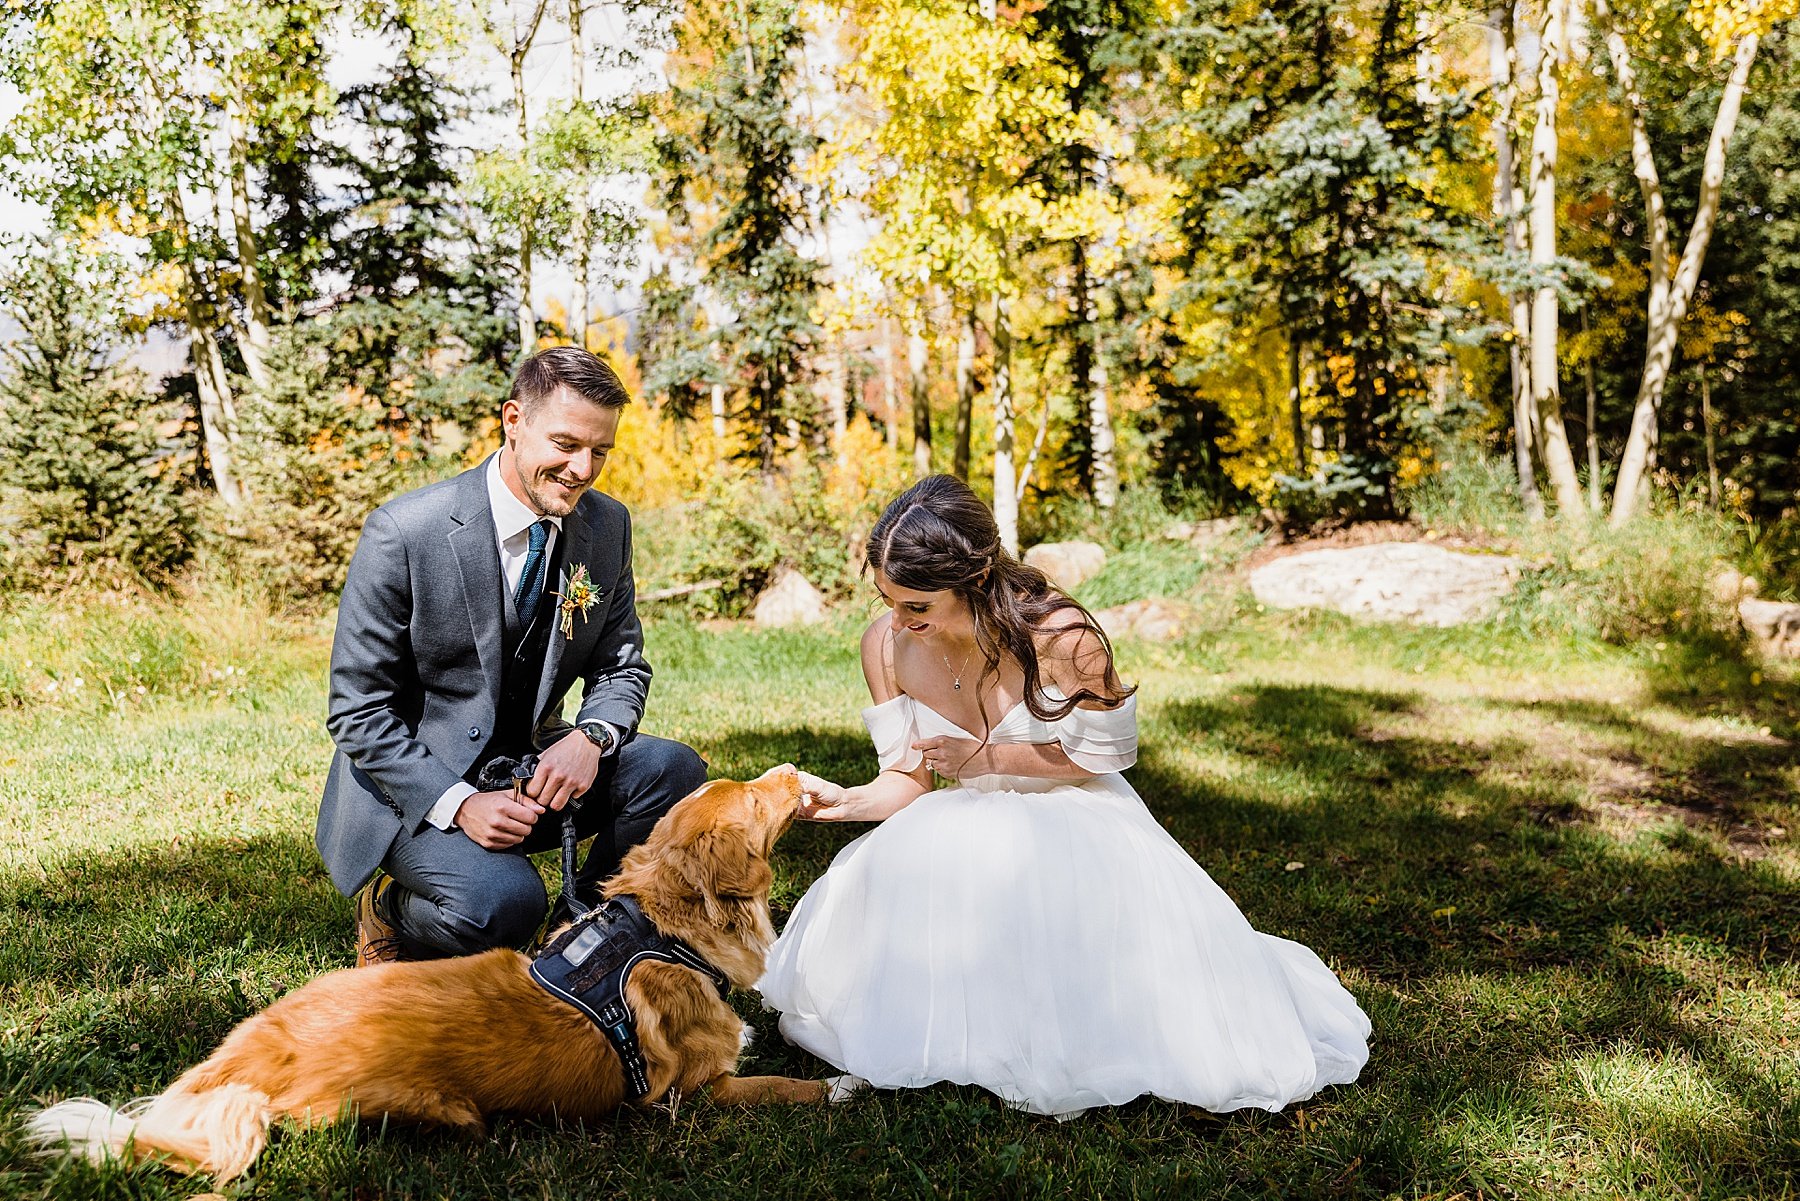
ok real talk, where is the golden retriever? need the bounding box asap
[28,764,829,1180]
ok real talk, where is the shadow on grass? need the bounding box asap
[1128,679,1800,1193]
[3,683,1798,1198]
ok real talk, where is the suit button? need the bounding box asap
[468,726,481,740]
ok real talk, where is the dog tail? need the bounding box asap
[28,1083,274,1181]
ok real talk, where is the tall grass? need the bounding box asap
[0,580,328,714]
[1404,455,1757,644]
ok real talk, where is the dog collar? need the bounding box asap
[528,896,731,1101]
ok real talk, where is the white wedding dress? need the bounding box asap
[757,691,1371,1118]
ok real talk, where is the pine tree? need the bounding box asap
[333,16,474,304]
[0,241,195,578]
[1159,0,1497,514]
[653,0,823,471]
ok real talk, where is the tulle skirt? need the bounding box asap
[757,775,1371,1117]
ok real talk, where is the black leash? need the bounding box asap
[477,753,592,921]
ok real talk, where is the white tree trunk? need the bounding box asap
[991,295,1017,555]
[512,48,536,353]
[568,0,589,347]
[711,382,727,440]
[1083,272,1117,509]
[1605,20,1760,525]
[224,83,272,389]
[1489,1,1543,520]
[953,311,976,480]
[1288,335,1306,475]
[181,265,245,508]
[1527,0,1586,516]
[909,321,931,477]
[169,189,245,507]
[1087,345,1117,508]
[879,323,897,448]
[829,337,848,452]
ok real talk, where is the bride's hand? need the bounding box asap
[796,770,849,820]
[911,735,984,781]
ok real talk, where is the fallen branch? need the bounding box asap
[640,578,727,602]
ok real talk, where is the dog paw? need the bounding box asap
[824,1074,870,1104]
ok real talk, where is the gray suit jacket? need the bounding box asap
[315,459,650,895]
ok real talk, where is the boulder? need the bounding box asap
[1093,598,1187,643]
[1023,541,1107,590]
[1712,567,1761,605]
[751,567,828,627]
[1162,517,1243,549]
[1739,597,1800,659]
[1248,542,1523,627]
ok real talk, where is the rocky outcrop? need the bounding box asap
[1093,599,1187,643]
[1248,542,1522,627]
[1023,541,1107,591]
[752,567,828,627]
[1739,598,1800,659]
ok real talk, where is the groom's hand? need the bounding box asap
[454,789,545,849]
[528,733,604,813]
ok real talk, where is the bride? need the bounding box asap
[757,475,1370,1118]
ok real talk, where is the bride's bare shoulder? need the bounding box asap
[860,617,902,702]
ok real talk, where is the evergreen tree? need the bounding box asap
[0,241,195,578]
[333,16,475,305]
[652,0,822,471]
[1158,0,1497,514]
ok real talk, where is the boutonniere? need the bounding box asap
[553,563,602,639]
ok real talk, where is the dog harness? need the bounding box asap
[528,896,731,1101]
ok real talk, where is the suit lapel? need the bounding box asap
[448,466,504,706]
[532,501,591,723]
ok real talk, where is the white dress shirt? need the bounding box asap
[425,454,604,831]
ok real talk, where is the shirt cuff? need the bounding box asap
[427,780,478,831]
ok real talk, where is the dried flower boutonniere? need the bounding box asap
[553,563,602,639]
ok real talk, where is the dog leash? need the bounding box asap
[479,753,592,921]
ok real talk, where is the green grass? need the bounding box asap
[1,590,1798,1199]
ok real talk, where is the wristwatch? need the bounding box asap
[578,721,617,757]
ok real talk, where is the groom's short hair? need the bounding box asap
[511,346,631,416]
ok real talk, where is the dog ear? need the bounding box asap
[671,828,772,923]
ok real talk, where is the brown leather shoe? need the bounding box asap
[355,875,407,967]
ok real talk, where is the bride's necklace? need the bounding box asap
[942,644,976,692]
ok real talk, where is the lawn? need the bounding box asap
[1,587,1797,1199]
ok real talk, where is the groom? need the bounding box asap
[316,346,707,965]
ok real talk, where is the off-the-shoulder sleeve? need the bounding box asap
[1055,695,1138,773]
[862,696,923,773]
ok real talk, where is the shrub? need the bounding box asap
[634,417,909,616]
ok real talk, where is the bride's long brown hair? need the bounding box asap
[866,475,1134,727]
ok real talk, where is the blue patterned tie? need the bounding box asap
[515,519,551,626]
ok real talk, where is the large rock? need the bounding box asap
[1739,598,1800,659]
[752,567,827,627]
[1093,598,1187,643]
[1163,517,1243,549]
[1248,542,1523,627]
[1024,541,1107,590]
